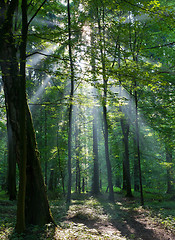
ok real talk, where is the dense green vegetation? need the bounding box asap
[0,0,175,238]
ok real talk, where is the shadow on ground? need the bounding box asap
[68,194,174,240]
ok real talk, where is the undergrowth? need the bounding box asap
[0,191,175,239]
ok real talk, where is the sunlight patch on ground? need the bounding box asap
[54,222,126,240]
[67,202,109,223]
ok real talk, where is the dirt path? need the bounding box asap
[55,195,175,240]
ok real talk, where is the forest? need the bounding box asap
[0,0,175,239]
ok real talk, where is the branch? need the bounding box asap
[26,51,69,61]
[0,105,5,108]
[122,0,172,18]
[27,0,47,27]
[143,42,175,50]
[28,33,58,43]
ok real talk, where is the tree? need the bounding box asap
[92,107,100,195]
[96,4,114,201]
[66,0,75,203]
[0,0,54,233]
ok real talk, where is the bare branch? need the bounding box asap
[27,0,47,27]
[26,51,69,61]
[143,42,175,50]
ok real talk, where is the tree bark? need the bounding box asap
[16,0,28,232]
[57,130,65,195]
[120,117,132,197]
[166,144,174,194]
[0,0,54,231]
[92,107,100,195]
[0,0,19,202]
[133,136,140,191]
[25,105,54,225]
[44,107,48,186]
[97,6,114,201]
[135,86,144,206]
[75,124,81,194]
[7,117,17,200]
[66,0,74,203]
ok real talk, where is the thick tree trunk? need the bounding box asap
[1,31,27,234]
[0,1,19,202]
[16,0,28,232]
[0,0,54,230]
[25,105,54,225]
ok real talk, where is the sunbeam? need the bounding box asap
[29,65,57,110]
[27,43,59,68]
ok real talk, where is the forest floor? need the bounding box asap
[0,192,175,239]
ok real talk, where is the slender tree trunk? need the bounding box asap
[82,178,85,193]
[57,130,65,195]
[92,107,100,195]
[66,0,74,203]
[166,144,174,194]
[133,136,140,191]
[128,16,143,204]
[97,6,114,201]
[90,23,100,196]
[44,107,48,186]
[120,118,132,197]
[135,86,144,206]
[48,169,54,191]
[75,124,81,194]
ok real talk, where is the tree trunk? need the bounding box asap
[16,0,28,232]
[66,0,74,203]
[103,105,114,201]
[82,178,85,193]
[0,0,19,203]
[133,136,140,191]
[57,130,65,195]
[92,107,100,195]
[48,170,54,191]
[166,145,174,194]
[44,107,48,186]
[120,118,132,197]
[7,118,17,200]
[25,105,54,225]
[97,6,114,201]
[0,0,54,231]
[75,124,81,194]
[135,86,144,206]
